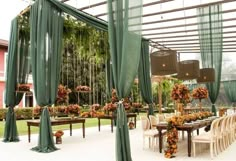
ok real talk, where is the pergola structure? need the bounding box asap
[60,0,236,54]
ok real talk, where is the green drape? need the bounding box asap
[197,4,222,115]
[48,0,107,31]
[30,0,63,153]
[107,0,143,160]
[138,39,154,115]
[223,80,236,104]
[4,17,30,142]
[106,58,114,98]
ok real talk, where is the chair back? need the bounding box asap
[140,116,150,131]
[149,115,159,129]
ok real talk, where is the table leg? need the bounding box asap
[187,130,192,157]
[98,118,101,131]
[134,116,137,128]
[28,125,31,143]
[197,129,199,135]
[70,123,72,136]
[158,129,163,153]
[111,118,113,133]
[82,122,85,138]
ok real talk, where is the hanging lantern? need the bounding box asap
[150,50,177,75]
[197,68,215,83]
[177,60,200,80]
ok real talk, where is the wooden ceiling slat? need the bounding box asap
[95,0,235,17]
[147,31,236,39]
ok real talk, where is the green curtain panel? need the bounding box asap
[4,17,30,142]
[106,58,114,98]
[107,0,143,160]
[197,4,222,115]
[223,81,236,104]
[30,0,63,153]
[138,39,154,115]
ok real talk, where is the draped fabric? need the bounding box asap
[48,0,107,31]
[4,17,30,142]
[223,81,236,104]
[30,0,63,152]
[138,39,154,115]
[107,0,143,160]
[197,4,222,115]
[105,58,114,98]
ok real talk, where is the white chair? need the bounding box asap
[192,118,219,159]
[140,116,159,151]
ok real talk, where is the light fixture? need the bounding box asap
[177,60,200,80]
[150,50,177,75]
[197,68,215,83]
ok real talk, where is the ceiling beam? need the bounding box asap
[142,9,236,26]
[169,44,236,48]
[79,0,173,11]
[177,48,236,51]
[161,40,236,46]
[152,36,236,43]
[147,31,236,39]
[178,51,236,53]
[142,22,236,36]
[95,0,235,17]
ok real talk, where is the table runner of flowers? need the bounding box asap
[164,111,213,158]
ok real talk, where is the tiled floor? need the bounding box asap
[0,121,235,161]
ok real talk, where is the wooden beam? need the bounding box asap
[179,51,236,53]
[95,0,235,17]
[152,36,236,43]
[169,44,236,48]
[177,48,236,51]
[147,31,236,39]
[159,41,236,46]
[142,22,236,36]
[79,0,174,11]
[142,9,236,26]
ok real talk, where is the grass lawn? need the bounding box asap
[0,117,111,138]
[0,113,146,138]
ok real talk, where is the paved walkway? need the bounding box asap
[0,121,236,161]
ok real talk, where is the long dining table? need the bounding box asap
[156,119,213,157]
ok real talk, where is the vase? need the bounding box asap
[56,137,62,144]
[177,103,183,115]
[199,99,202,111]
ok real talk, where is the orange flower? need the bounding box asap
[192,87,208,100]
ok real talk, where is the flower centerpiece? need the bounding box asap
[53,130,64,144]
[192,87,208,110]
[132,102,143,109]
[56,84,71,105]
[91,104,101,111]
[171,84,191,114]
[76,85,91,92]
[17,84,30,92]
[65,104,80,118]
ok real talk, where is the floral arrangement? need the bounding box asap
[91,104,101,111]
[132,102,143,108]
[17,84,30,91]
[171,84,191,104]
[111,89,118,103]
[56,84,71,105]
[76,85,91,92]
[103,103,117,112]
[53,130,64,137]
[192,87,208,100]
[33,106,53,117]
[165,116,185,158]
[80,111,104,118]
[64,104,80,115]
